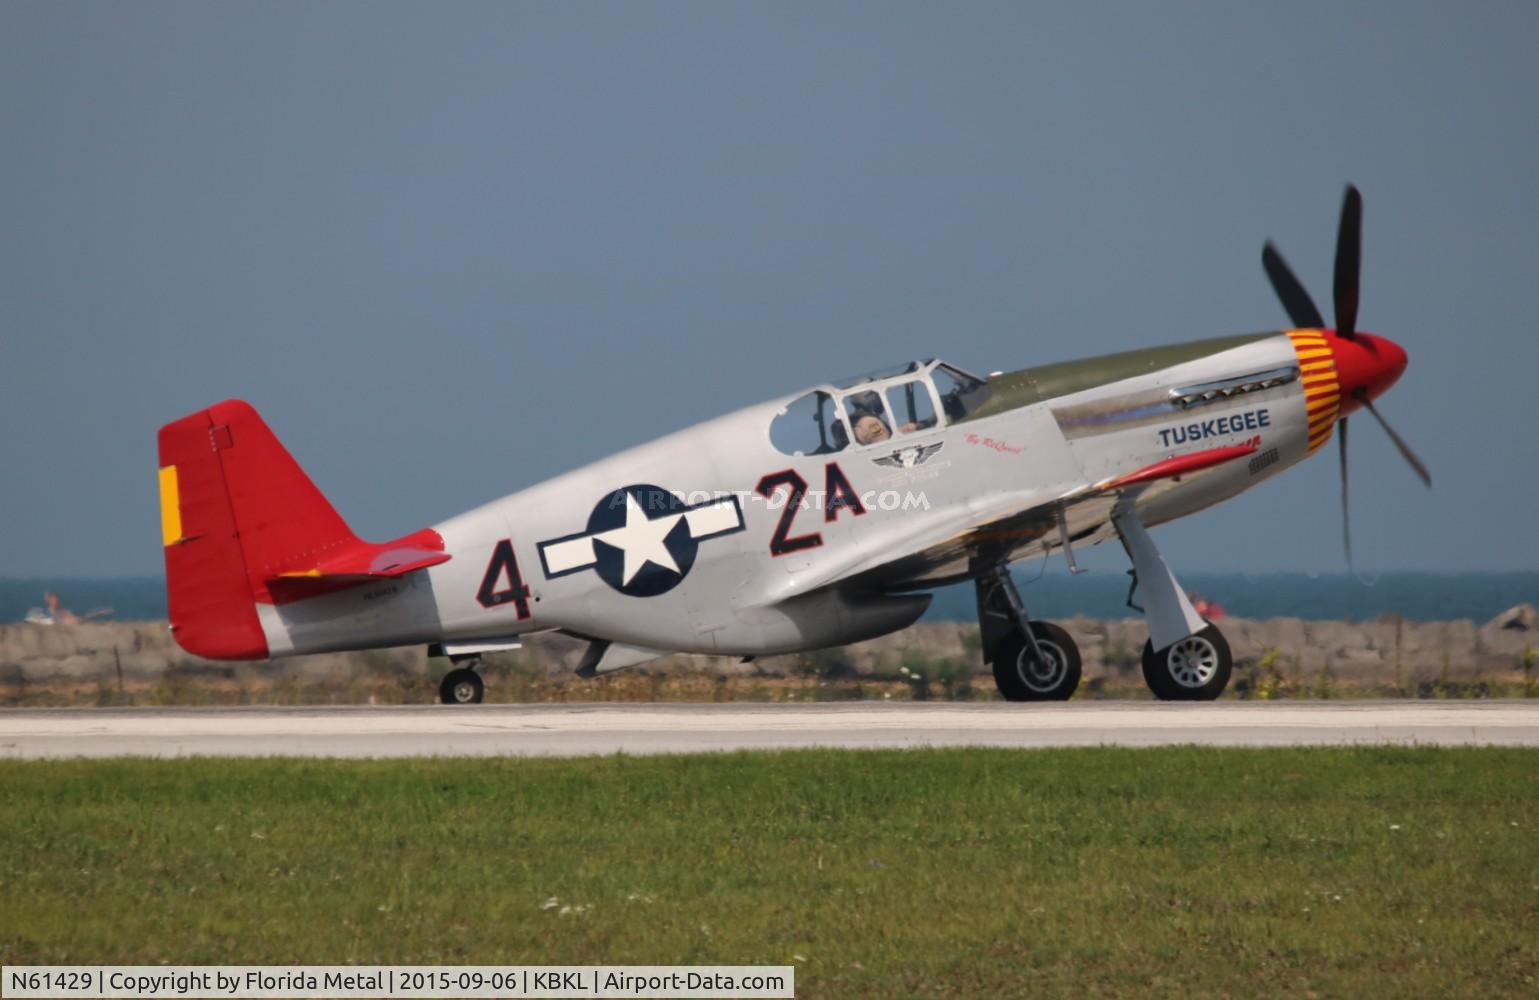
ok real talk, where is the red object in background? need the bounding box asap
[1189,592,1226,620]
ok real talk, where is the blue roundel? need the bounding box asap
[586,484,699,597]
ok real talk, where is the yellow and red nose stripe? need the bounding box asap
[1288,330,1340,454]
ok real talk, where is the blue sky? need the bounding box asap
[2,1,1535,576]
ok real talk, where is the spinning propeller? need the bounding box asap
[1261,185,1431,568]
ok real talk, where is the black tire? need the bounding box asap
[992,621,1082,702]
[439,667,484,705]
[1141,624,1232,701]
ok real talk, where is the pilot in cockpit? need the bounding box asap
[852,411,891,445]
[847,390,899,445]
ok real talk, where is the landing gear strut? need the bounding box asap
[1112,501,1233,701]
[438,656,485,705]
[974,563,1081,701]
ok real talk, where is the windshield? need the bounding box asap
[931,364,992,420]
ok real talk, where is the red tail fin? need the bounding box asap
[157,400,446,660]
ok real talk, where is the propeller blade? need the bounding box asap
[1262,242,1326,329]
[1338,417,1352,570]
[1332,184,1363,339]
[1361,396,1432,488]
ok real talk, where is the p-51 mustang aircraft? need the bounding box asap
[157,186,1427,703]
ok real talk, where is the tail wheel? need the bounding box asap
[1142,624,1232,701]
[439,667,485,705]
[992,621,1082,702]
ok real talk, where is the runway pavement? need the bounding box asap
[2,701,1537,758]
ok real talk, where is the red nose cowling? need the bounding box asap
[1326,331,1407,417]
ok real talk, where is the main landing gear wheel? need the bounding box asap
[439,667,485,705]
[992,621,1082,702]
[1142,624,1232,701]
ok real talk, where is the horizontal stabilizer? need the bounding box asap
[159,398,456,656]
[273,528,451,583]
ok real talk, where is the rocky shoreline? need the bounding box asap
[2,608,1536,705]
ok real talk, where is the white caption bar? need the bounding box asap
[0,967,795,999]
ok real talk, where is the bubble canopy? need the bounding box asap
[769,360,991,457]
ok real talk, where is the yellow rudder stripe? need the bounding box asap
[159,465,183,546]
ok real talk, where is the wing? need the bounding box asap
[763,438,1260,601]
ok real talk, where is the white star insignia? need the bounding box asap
[594,492,682,585]
[537,489,746,592]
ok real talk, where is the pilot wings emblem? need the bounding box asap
[872,441,945,470]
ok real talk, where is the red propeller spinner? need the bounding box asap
[1325,330,1407,416]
